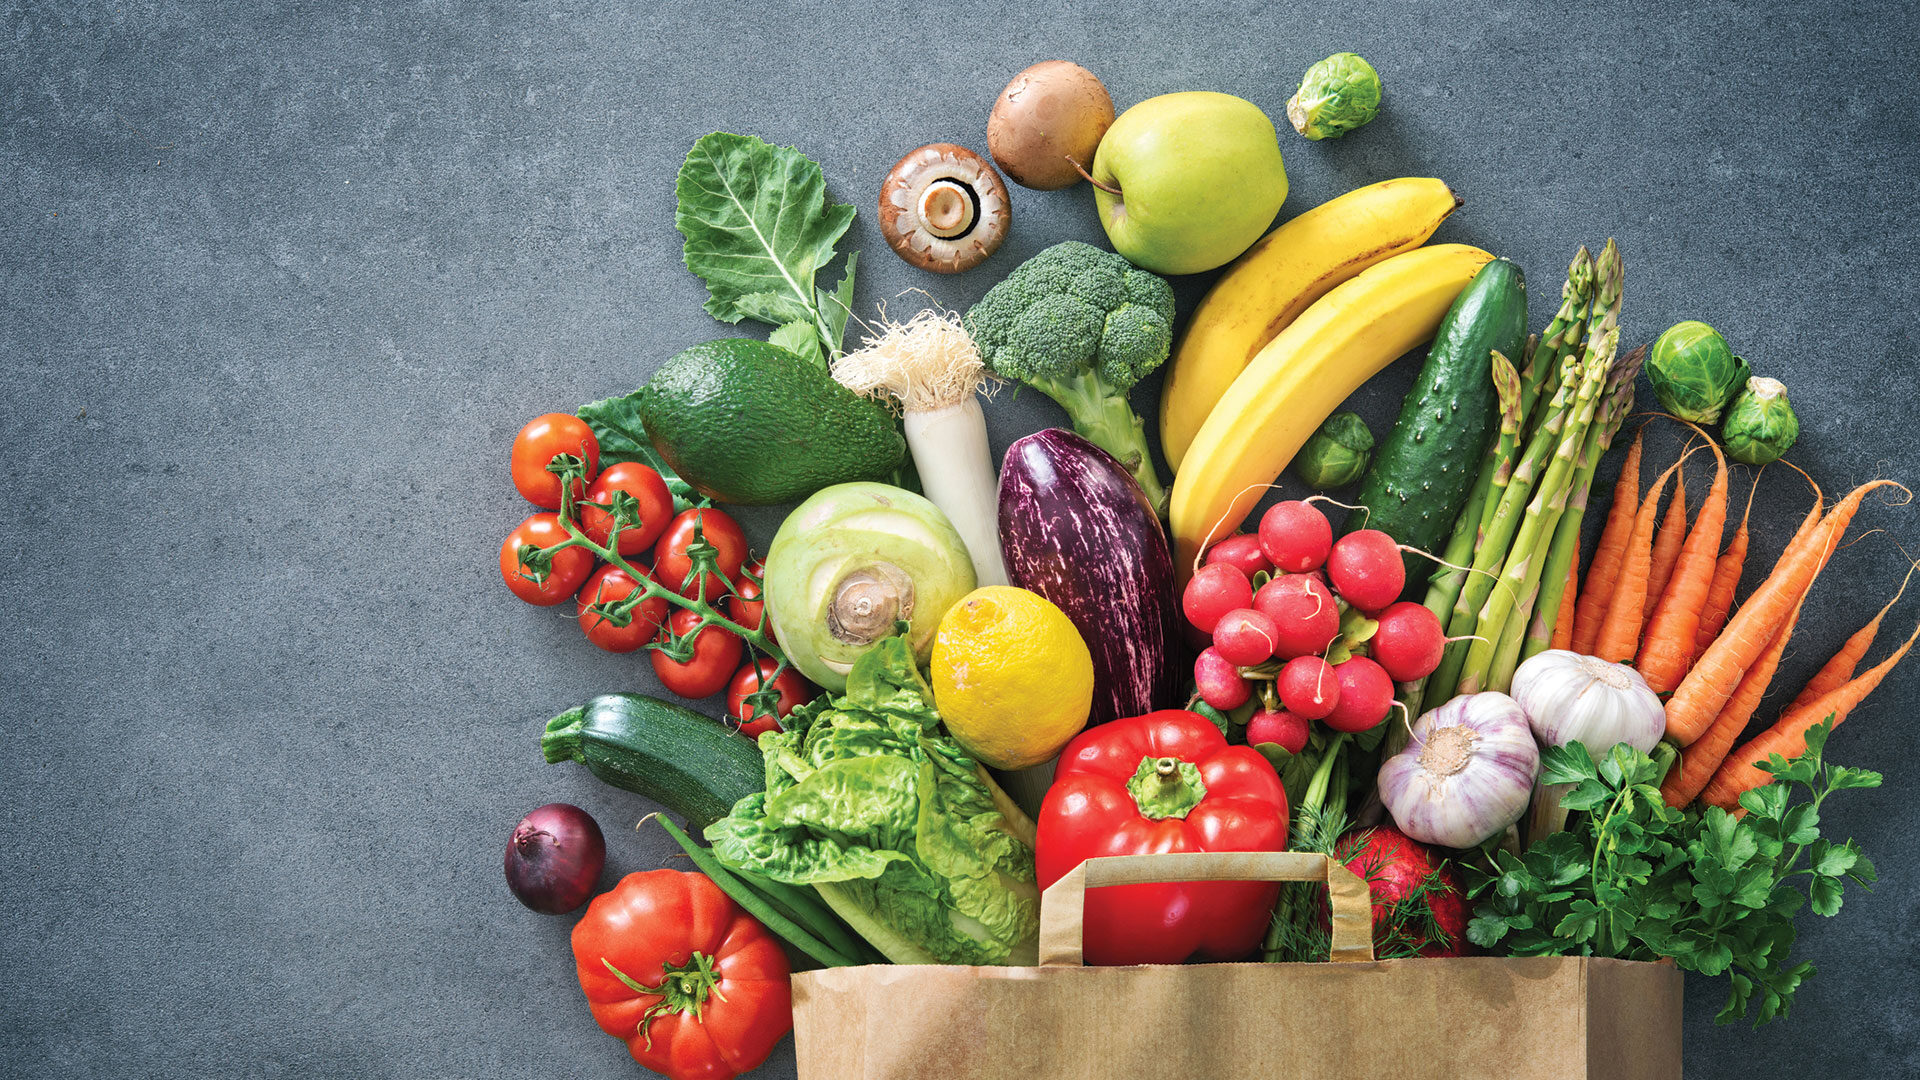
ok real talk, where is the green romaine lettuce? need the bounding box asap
[706,635,1040,966]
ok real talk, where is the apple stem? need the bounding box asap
[1067,155,1123,197]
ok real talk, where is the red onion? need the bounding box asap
[505,803,606,914]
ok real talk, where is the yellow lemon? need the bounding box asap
[931,586,1094,770]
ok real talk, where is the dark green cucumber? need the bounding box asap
[1348,259,1527,577]
[542,694,764,831]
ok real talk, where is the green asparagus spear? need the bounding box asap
[1520,345,1646,663]
[1475,339,1535,544]
[1517,248,1594,427]
[1458,328,1618,694]
[1425,358,1580,699]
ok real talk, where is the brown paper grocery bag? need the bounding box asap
[792,850,1682,1080]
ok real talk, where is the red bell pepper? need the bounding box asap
[571,870,792,1080]
[1036,709,1290,966]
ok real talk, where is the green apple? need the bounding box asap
[1090,92,1289,275]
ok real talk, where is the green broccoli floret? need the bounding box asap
[964,241,1175,515]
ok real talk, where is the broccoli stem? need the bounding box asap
[1037,371,1170,518]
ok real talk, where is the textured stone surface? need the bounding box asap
[4,1,1916,1077]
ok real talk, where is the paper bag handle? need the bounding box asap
[1037,850,1375,966]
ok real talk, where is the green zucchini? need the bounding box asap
[542,694,764,831]
[1348,258,1527,574]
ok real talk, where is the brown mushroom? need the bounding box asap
[877,143,1010,274]
[988,61,1115,190]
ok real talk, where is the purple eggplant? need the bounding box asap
[999,428,1175,726]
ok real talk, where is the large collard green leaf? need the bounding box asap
[675,132,856,355]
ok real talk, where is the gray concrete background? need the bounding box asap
[5,1,1917,1077]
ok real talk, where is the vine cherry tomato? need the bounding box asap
[511,413,599,510]
[576,564,670,653]
[499,513,595,606]
[578,462,673,556]
[655,508,750,602]
[726,658,813,738]
[651,608,745,699]
[728,558,769,636]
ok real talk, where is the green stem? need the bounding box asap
[1044,371,1168,517]
[650,815,856,968]
[553,509,783,660]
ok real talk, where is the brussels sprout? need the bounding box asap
[1286,53,1382,141]
[1648,320,1750,424]
[1721,377,1800,466]
[1295,410,1375,488]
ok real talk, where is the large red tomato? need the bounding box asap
[571,870,791,1080]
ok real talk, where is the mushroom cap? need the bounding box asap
[878,143,1010,274]
[988,60,1115,190]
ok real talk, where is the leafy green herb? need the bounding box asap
[1467,720,1879,1025]
[675,132,858,364]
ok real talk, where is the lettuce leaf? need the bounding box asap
[706,635,1039,966]
[675,132,857,362]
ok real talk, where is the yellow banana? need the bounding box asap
[1159,177,1463,470]
[1170,243,1494,575]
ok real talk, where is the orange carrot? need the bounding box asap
[1550,545,1579,652]
[1694,473,1761,657]
[1572,428,1643,654]
[1643,465,1690,624]
[1700,611,1920,810]
[1662,591,1809,808]
[1594,457,1687,663]
[1665,479,1903,746]
[1639,431,1728,694]
[1786,560,1916,714]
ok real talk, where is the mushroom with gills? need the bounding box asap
[878,143,1011,274]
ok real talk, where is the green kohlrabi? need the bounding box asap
[705,634,1040,966]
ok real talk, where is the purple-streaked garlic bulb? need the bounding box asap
[1378,692,1540,849]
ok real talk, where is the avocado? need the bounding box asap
[637,339,905,505]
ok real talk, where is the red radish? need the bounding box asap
[1327,529,1406,611]
[1278,655,1340,719]
[1246,709,1310,754]
[1259,500,1333,573]
[1253,574,1340,659]
[1182,562,1254,634]
[1332,826,1469,957]
[1322,656,1394,732]
[1193,647,1251,710]
[1370,601,1446,682]
[1212,608,1279,666]
[1205,533,1273,578]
